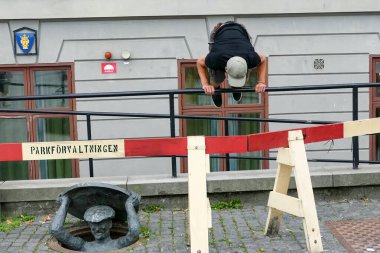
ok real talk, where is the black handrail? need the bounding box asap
[0,108,337,124]
[0,82,378,177]
[0,82,378,101]
[352,87,359,169]
[86,114,94,177]
[169,93,177,177]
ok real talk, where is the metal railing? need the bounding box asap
[1,82,379,177]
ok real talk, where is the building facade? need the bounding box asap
[0,0,379,180]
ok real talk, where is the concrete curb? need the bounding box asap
[127,165,380,196]
[1,165,380,215]
[1,165,380,201]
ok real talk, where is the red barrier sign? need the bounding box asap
[101,62,117,74]
[0,118,379,161]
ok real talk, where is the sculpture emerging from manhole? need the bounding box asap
[49,183,141,252]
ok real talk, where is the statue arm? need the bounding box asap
[117,192,141,248]
[49,195,85,251]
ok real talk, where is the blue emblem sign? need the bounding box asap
[16,33,35,54]
[13,27,38,55]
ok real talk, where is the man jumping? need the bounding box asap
[197,21,267,107]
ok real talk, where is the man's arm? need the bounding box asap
[196,57,215,95]
[255,54,267,93]
[49,195,85,251]
[117,192,141,248]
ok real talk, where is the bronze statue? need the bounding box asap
[49,183,141,252]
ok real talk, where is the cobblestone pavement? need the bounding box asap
[1,198,379,253]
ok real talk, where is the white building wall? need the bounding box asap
[1,1,379,176]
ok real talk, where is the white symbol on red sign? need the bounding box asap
[101,62,117,74]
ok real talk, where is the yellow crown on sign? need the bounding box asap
[20,34,30,50]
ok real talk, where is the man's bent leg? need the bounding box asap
[208,69,225,107]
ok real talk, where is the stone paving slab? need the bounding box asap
[0,199,379,253]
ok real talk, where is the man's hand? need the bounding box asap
[57,194,71,207]
[202,84,215,95]
[126,192,141,207]
[255,53,267,93]
[255,82,267,93]
[197,57,215,95]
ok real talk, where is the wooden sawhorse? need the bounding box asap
[264,130,323,253]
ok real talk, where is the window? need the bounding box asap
[178,60,268,172]
[0,64,77,180]
[370,56,380,161]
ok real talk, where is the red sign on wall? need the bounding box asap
[101,62,117,74]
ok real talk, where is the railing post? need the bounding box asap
[352,87,359,169]
[224,119,230,171]
[169,93,177,177]
[86,114,94,177]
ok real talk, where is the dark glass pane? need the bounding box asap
[34,70,69,108]
[0,71,25,108]
[186,117,220,171]
[0,118,29,180]
[37,117,72,179]
[376,62,380,97]
[228,113,261,170]
[184,66,212,106]
[227,68,260,105]
[186,118,219,136]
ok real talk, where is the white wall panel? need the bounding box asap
[269,54,369,75]
[0,23,16,64]
[258,34,380,56]
[75,78,178,93]
[76,97,177,114]
[241,15,380,47]
[75,59,178,81]
[38,19,207,63]
[267,112,369,130]
[269,150,369,169]
[269,92,368,114]
[59,38,190,62]
[305,136,369,151]
[269,73,369,88]
[77,118,179,140]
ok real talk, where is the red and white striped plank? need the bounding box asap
[248,123,344,152]
[0,143,23,162]
[0,118,379,162]
[124,137,187,157]
[249,118,380,151]
[344,117,380,137]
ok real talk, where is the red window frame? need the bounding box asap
[0,63,78,179]
[178,59,269,172]
[369,56,380,160]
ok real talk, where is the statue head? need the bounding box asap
[84,205,115,241]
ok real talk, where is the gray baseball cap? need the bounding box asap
[84,205,115,223]
[226,56,248,87]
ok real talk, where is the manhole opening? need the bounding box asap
[47,223,138,253]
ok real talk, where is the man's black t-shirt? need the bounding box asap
[205,24,261,71]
